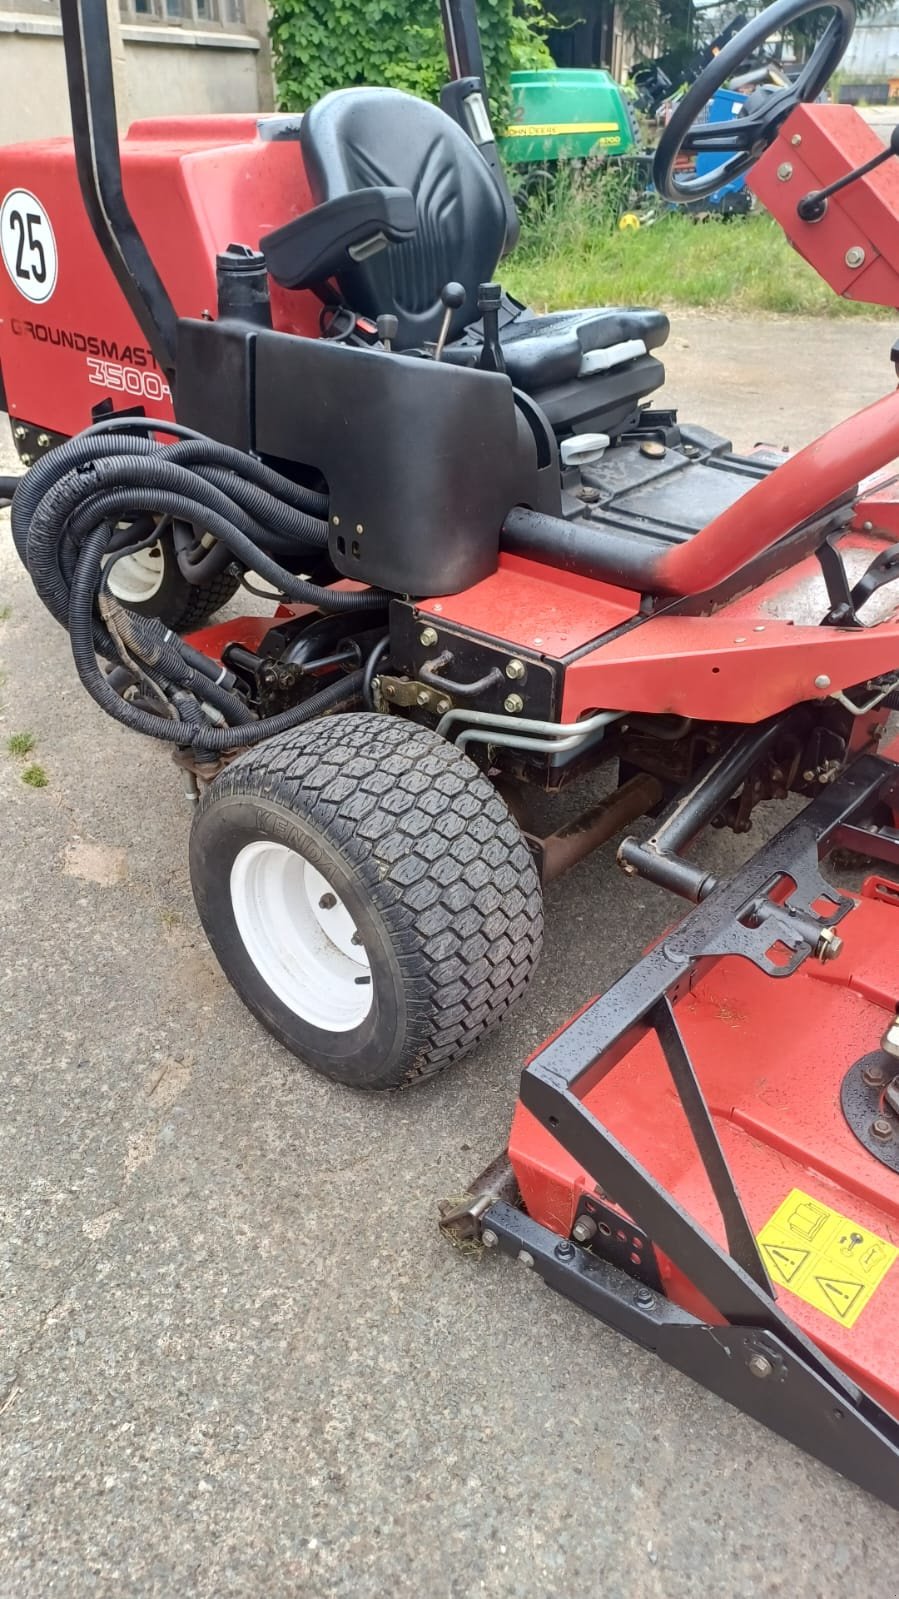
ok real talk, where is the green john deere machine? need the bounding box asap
[499,68,639,172]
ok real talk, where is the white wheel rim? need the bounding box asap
[105,541,166,604]
[229,841,373,1033]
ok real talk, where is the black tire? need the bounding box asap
[105,529,240,632]
[189,713,544,1089]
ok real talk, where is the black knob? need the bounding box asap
[477,282,505,375]
[441,281,466,310]
[377,313,399,349]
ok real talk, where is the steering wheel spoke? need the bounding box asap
[653,0,856,204]
[680,116,765,156]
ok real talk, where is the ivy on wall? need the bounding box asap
[269,0,553,119]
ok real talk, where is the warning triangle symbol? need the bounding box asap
[761,1243,809,1283]
[815,1276,864,1319]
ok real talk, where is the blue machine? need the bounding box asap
[694,86,753,213]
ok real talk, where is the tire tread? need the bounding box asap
[202,714,544,1085]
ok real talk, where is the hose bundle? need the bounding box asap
[12,419,377,750]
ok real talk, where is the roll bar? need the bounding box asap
[60,0,178,384]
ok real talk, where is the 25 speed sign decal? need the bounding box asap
[0,189,58,305]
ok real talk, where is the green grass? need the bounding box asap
[20,763,48,789]
[0,606,11,622]
[506,190,887,319]
[6,731,35,757]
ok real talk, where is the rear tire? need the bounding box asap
[189,714,544,1088]
[105,530,240,631]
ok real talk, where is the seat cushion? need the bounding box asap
[497,308,670,390]
[300,87,507,349]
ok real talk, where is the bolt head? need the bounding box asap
[791,132,802,146]
[634,1286,656,1310]
[416,689,430,707]
[554,1238,576,1260]
[481,1228,498,1249]
[845,246,866,268]
[318,892,337,910]
[862,520,874,532]
[503,693,524,715]
[748,1353,773,1379]
[517,1249,535,1269]
[385,684,396,698]
[435,697,451,715]
[815,927,843,963]
[419,626,438,648]
[872,1116,894,1141]
[814,674,831,691]
[19,454,32,467]
[37,432,50,448]
[776,162,793,181]
[355,523,364,535]
[862,1060,889,1088]
[505,657,526,681]
[571,1215,597,1244]
[331,515,340,526]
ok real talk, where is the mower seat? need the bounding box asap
[262,87,667,435]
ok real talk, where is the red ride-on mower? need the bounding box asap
[6,0,899,1507]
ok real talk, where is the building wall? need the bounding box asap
[841,14,899,80]
[0,1,275,146]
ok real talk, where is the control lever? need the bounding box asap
[797,125,899,223]
[434,282,466,361]
[377,313,399,351]
[477,282,506,375]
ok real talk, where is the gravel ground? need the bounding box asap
[1,313,897,1598]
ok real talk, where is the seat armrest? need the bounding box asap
[260,187,417,291]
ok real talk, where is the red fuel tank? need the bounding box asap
[0,114,319,439]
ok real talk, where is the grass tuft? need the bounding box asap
[0,605,11,622]
[21,764,48,789]
[505,168,888,319]
[6,731,35,757]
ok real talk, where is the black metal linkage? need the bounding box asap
[483,1203,899,1509]
[617,716,787,902]
[652,996,772,1296]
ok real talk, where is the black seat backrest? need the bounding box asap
[300,87,508,349]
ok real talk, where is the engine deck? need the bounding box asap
[562,421,787,552]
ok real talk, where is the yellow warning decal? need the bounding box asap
[503,122,621,138]
[756,1187,898,1328]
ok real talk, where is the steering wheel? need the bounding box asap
[653,0,856,204]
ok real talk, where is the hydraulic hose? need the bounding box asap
[84,415,330,517]
[10,429,155,568]
[14,423,378,751]
[20,440,381,633]
[72,523,362,748]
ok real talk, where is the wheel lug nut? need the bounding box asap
[319,892,337,910]
[872,1116,894,1141]
[351,931,363,946]
[863,1061,889,1088]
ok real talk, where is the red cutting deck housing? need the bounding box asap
[509,877,899,1421]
